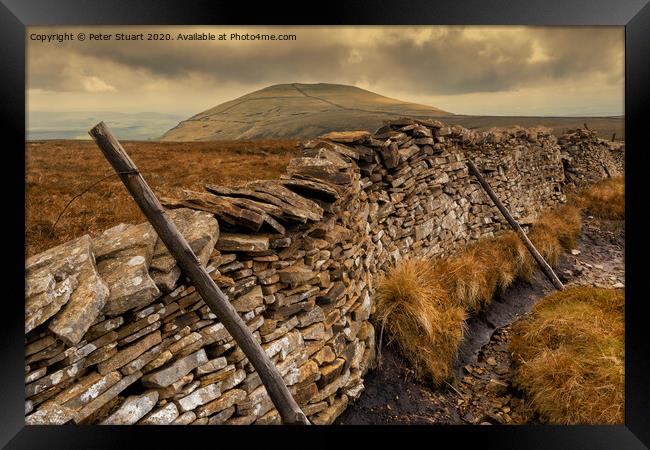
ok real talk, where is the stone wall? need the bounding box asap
[558,128,623,188]
[24,119,620,425]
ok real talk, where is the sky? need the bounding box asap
[27,26,625,117]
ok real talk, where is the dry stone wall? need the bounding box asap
[24,118,622,425]
[558,128,623,188]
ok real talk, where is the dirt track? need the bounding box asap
[337,213,624,425]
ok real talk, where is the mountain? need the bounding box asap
[160,83,453,141]
[27,111,186,140]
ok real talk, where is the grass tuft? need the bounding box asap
[569,176,624,220]
[510,287,624,424]
[374,259,466,384]
[528,204,582,268]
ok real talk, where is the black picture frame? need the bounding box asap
[2,1,648,448]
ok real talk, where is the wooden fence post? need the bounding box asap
[466,159,565,291]
[89,121,310,425]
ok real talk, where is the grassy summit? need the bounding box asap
[161,83,451,141]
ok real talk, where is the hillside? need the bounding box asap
[160,83,452,141]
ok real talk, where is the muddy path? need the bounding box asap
[337,214,624,425]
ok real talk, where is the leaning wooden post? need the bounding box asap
[89,122,310,425]
[466,159,565,291]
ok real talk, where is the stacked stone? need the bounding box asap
[24,135,377,425]
[25,118,601,426]
[345,119,566,270]
[24,208,221,424]
[558,128,623,188]
[608,141,625,175]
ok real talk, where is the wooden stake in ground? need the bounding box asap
[88,122,310,425]
[466,159,565,291]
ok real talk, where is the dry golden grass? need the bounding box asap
[510,287,624,424]
[569,176,625,220]
[26,139,300,257]
[528,204,582,267]
[375,204,584,384]
[497,230,536,282]
[374,259,466,384]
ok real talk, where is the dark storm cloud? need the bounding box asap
[353,27,623,95]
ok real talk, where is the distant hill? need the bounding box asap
[160,83,452,141]
[27,111,185,140]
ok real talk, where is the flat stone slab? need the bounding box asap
[97,331,161,375]
[72,371,143,424]
[64,371,123,410]
[216,233,269,253]
[319,130,370,144]
[205,183,322,223]
[150,208,219,273]
[177,383,221,412]
[196,388,246,418]
[97,256,160,317]
[139,402,179,425]
[25,404,75,425]
[278,179,340,203]
[26,235,109,346]
[142,349,208,388]
[231,285,263,312]
[278,265,315,288]
[93,222,157,261]
[100,390,159,425]
[245,180,324,218]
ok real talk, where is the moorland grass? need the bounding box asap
[510,287,624,424]
[570,176,624,220]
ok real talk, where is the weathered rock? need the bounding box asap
[25,403,75,425]
[177,383,221,412]
[150,208,219,272]
[97,331,161,375]
[172,411,197,425]
[207,406,236,425]
[311,395,348,425]
[278,265,315,288]
[317,358,345,388]
[64,371,123,410]
[139,402,180,425]
[101,390,159,425]
[205,183,322,223]
[151,266,182,293]
[256,408,281,425]
[196,388,246,418]
[142,349,208,388]
[318,130,370,144]
[25,235,109,345]
[216,233,269,253]
[316,282,345,305]
[92,223,155,260]
[72,371,142,424]
[97,255,160,317]
[231,285,263,312]
[25,360,85,397]
[196,357,227,376]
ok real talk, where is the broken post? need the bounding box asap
[466,159,565,291]
[88,121,310,425]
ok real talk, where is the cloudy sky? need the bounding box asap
[27,26,624,117]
